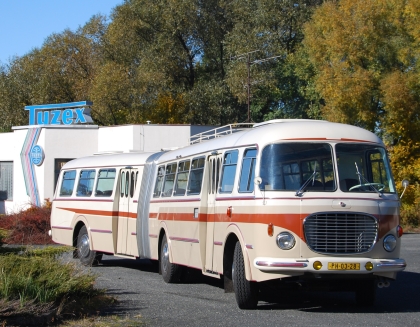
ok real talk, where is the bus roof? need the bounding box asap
[61,120,383,170]
[157,119,383,162]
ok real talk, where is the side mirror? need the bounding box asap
[400,179,409,199]
[254,177,262,185]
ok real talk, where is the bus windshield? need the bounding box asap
[336,143,395,193]
[259,142,395,194]
[259,143,335,192]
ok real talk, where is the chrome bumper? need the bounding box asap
[254,257,406,274]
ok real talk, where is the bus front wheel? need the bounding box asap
[77,225,102,266]
[232,241,259,309]
[160,236,181,283]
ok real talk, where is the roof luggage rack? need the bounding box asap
[189,123,254,144]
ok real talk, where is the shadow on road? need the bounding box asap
[96,256,420,313]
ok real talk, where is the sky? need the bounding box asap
[0,0,123,64]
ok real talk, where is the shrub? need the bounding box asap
[0,246,109,323]
[0,199,54,245]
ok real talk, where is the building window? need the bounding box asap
[0,161,13,200]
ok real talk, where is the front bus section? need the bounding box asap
[245,139,406,308]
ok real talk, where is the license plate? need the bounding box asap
[328,262,360,270]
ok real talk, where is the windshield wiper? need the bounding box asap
[295,162,317,197]
[354,162,383,197]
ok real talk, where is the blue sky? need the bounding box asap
[0,0,123,64]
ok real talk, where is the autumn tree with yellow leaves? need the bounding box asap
[299,0,420,225]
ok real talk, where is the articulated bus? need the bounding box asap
[50,119,406,309]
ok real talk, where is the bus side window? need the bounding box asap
[120,171,125,197]
[174,160,190,196]
[187,157,205,195]
[153,166,165,197]
[77,170,96,197]
[162,163,177,197]
[239,148,257,193]
[95,169,116,196]
[220,150,239,193]
[59,170,76,196]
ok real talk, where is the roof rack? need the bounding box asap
[190,123,254,144]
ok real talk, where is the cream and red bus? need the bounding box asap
[50,119,406,309]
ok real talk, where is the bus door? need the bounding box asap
[205,154,222,273]
[117,168,138,255]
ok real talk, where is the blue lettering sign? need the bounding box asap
[24,101,93,126]
[75,108,87,123]
[51,110,61,124]
[62,109,73,125]
[36,111,49,125]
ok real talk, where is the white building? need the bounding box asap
[0,102,215,214]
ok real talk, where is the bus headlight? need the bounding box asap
[383,234,397,252]
[276,232,296,250]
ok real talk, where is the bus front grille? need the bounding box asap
[303,213,378,255]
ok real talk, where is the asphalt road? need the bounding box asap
[88,234,420,327]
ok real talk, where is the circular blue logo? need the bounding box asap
[30,145,45,166]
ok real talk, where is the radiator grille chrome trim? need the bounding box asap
[303,212,378,255]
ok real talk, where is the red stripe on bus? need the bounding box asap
[56,207,137,219]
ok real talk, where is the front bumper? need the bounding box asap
[254,257,406,274]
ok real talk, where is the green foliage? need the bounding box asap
[0,246,100,306]
[0,0,323,129]
[0,228,7,246]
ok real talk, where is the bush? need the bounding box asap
[0,199,53,245]
[0,247,99,304]
[0,246,109,323]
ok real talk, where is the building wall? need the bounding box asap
[40,126,99,203]
[0,124,216,214]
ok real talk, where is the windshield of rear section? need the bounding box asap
[336,143,395,193]
[259,143,335,192]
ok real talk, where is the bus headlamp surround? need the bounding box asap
[383,234,397,252]
[276,232,296,250]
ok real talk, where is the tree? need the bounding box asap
[0,15,108,132]
[300,0,420,225]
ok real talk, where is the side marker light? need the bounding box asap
[268,223,274,237]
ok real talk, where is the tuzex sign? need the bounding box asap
[25,101,93,125]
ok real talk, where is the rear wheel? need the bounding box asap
[160,236,181,283]
[355,279,376,306]
[232,241,259,309]
[77,225,102,266]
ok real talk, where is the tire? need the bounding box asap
[77,225,102,266]
[232,241,259,309]
[160,236,181,283]
[355,279,376,307]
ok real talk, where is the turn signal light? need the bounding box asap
[365,262,374,271]
[397,225,403,238]
[313,261,322,270]
[267,223,274,237]
[227,206,232,218]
